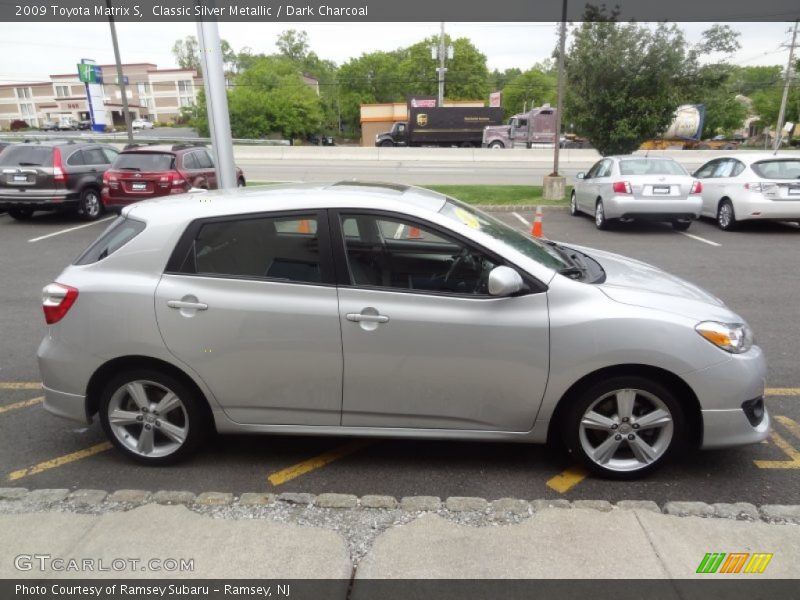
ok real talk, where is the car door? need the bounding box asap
[198,149,218,189]
[693,159,720,217]
[594,159,615,203]
[577,160,602,210]
[82,146,111,186]
[154,210,343,426]
[331,210,550,431]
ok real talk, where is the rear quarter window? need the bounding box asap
[74,217,146,265]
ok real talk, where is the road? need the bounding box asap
[0,206,798,505]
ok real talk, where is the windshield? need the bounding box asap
[751,159,800,180]
[619,159,687,176]
[438,199,569,270]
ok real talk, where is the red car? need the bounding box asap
[102,144,245,209]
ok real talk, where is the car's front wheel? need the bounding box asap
[488,141,504,149]
[99,369,209,465]
[564,376,685,479]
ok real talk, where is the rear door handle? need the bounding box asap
[346,313,389,323]
[167,300,208,310]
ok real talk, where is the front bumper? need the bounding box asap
[604,195,702,220]
[701,405,770,449]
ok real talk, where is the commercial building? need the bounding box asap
[0,63,202,129]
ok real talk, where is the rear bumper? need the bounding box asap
[0,192,74,209]
[605,195,702,220]
[734,197,800,221]
[42,384,90,424]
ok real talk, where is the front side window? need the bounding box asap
[339,213,498,295]
[181,215,322,284]
[585,160,603,178]
[83,147,108,165]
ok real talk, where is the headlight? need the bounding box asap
[695,321,753,354]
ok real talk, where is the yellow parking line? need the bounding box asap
[7,442,112,481]
[0,396,43,415]
[753,432,800,469]
[775,415,800,440]
[766,388,800,397]
[0,382,42,390]
[267,439,373,486]
[546,465,588,493]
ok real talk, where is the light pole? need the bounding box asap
[437,22,446,106]
[774,20,798,151]
[543,0,568,201]
[106,0,133,143]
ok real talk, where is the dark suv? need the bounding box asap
[102,144,245,209]
[0,140,118,221]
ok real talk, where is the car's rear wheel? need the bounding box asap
[717,199,737,231]
[595,199,611,230]
[570,191,580,216]
[99,369,209,465]
[565,376,685,479]
[8,208,34,221]
[672,220,692,231]
[78,188,103,221]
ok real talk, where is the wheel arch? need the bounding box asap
[546,363,702,449]
[85,355,216,431]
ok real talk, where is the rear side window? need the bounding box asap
[113,152,175,171]
[0,146,53,167]
[83,147,109,165]
[751,159,800,180]
[74,217,146,265]
[179,215,322,284]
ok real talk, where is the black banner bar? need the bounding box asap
[1,0,799,22]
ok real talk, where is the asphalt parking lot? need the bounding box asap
[0,206,798,504]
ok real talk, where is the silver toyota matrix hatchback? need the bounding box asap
[38,183,769,479]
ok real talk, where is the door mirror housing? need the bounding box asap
[488,266,524,297]
[576,172,585,179]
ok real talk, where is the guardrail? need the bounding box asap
[0,132,291,146]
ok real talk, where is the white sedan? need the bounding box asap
[693,153,800,230]
[131,118,154,130]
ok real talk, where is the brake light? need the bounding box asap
[160,171,188,192]
[42,283,79,324]
[612,181,632,194]
[52,147,66,184]
[690,180,702,194]
[103,171,119,189]
[744,182,762,192]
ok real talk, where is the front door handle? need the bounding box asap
[167,300,208,311]
[346,313,389,323]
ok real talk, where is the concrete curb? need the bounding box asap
[1,488,799,525]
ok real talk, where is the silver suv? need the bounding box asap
[38,183,769,478]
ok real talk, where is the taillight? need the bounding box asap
[42,283,79,325]
[612,181,632,194]
[744,182,776,193]
[161,171,188,192]
[690,180,702,194]
[52,148,66,185]
[103,171,119,189]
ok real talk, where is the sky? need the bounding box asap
[0,21,794,84]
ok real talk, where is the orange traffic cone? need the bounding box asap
[531,207,544,238]
[298,219,311,233]
[408,226,421,239]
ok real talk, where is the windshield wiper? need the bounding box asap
[558,266,587,280]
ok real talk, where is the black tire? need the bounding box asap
[237,177,246,188]
[8,207,34,221]
[77,187,103,221]
[717,199,737,231]
[671,220,692,231]
[488,141,504,149]
[99,369,210,465]
[595,199,612,230]
[379,140,394,147]
[570,191,580,216]
[563,376,686,480]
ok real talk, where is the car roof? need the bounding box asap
[120,144,205,154]
[707,152,798,164]
[124,182,448,224]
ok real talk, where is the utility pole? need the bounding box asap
[437,22,446,107]
[106,0,133,143]
[774,20,799,151]
[196,14,236,190]
[543,0,568,201]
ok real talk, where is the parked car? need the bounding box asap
[0,140,119,220]
[78,120,92,130]
[38,183,769,478]
[102,144,245,210]
[40,120,58,131]
[571,156,703,230]
[131,118,154,130]
[692,153,800,230]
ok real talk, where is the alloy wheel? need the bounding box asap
[595,201,606,229]
[578,388,674,473]
[106,380,189,459]
[82,191,101,219]
[718,201,734,230]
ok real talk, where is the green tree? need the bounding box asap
[171,36,236,74]
[501,68,557,117]
[564,14,741,155]
[276,29,310,62]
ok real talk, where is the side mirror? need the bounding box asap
[488,266,524,297]
[576,172,585,179]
